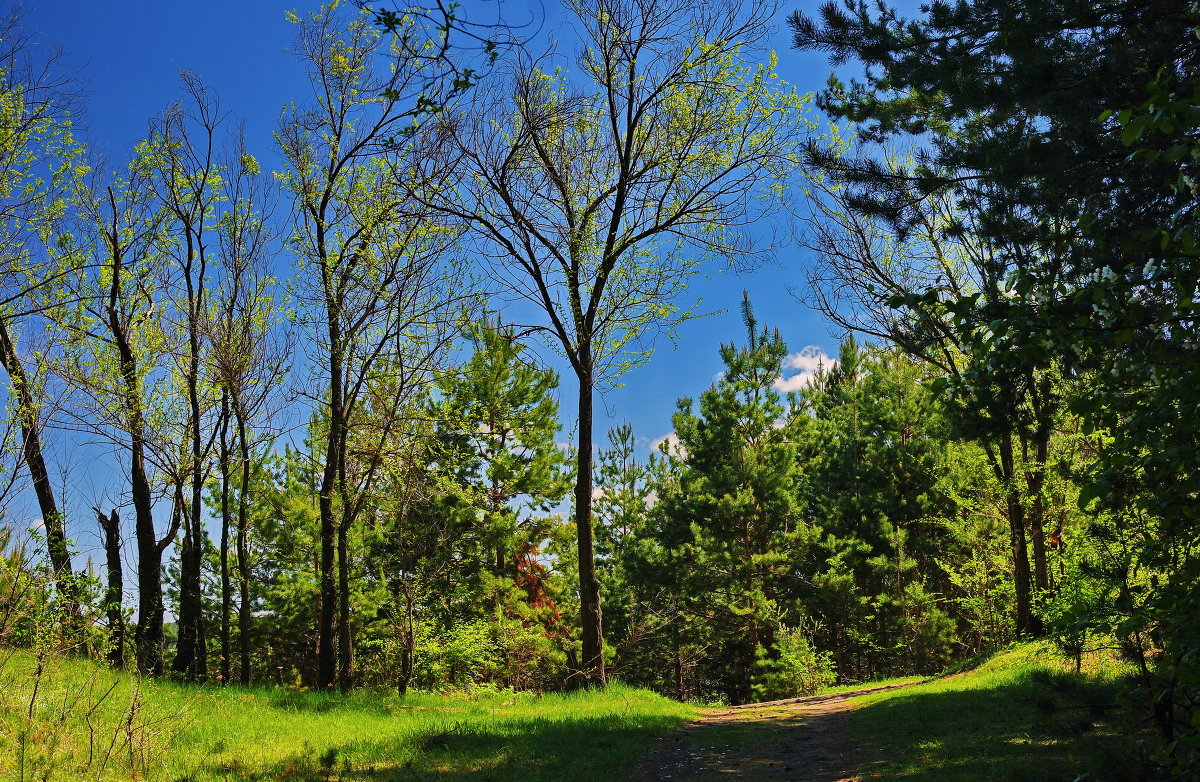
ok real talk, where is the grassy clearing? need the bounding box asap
[0,649,696,781]
[848,642,1148,781]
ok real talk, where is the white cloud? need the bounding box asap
[29,518,44,531]
[774,345,835,392]
[650,431,686,459]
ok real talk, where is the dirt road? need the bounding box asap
[635,683,912,781]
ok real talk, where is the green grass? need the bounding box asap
[847,642,1149,781]
[814,675,926,696]
[0,649,696,781]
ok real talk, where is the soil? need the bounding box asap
[634,683,912,782]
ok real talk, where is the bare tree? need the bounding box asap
[57,151,179,676]
[411,0,805,684]
[278,2,473,691]
[206,129,288,686]
[150,74,229,682]
[0,9,86,626]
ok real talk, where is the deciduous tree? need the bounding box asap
[415,0,806,684]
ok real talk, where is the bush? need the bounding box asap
[751,627,836,701]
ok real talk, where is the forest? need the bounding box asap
[0,0,1197,779]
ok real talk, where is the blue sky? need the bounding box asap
[17,0,855,538]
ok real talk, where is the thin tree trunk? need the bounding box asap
[96,508,124,669]
[104,231,169,677]
[1026,429,1051,594]
[0,319,77,624]
[235,405,253,686]
[998,435,1037,636]
[172,245,209,682]
[336,509,353,692]
[574,362,605,687]
[403,583,415,695]
[218,394,232,684]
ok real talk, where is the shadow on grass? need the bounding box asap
[266,689,413,718]
[851,669,1151,782]
[199,711,684,782]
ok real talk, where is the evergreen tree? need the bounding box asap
[802,339,958,679]
[653,296,824,703]
[792,0,1200,761]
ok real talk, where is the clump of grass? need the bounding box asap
[846,641,1148,781]
[0,648,695,781]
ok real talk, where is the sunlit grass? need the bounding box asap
[814,674,926,696]
[0,648,696,781]
[847,641,1148,781]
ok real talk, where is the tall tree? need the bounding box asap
[59,147,178,676]
[0,11,85,625]
[801,338,960,679]
[415,0,805,685]
[791,0,1200,760]
[429,321,571,586]
[154,74,228,682]
[798,172,1070,635]
[206,133,286,687]
[278,1,467,691]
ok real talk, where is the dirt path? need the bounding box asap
[635,683,913,781]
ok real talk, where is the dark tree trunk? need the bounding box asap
[96,508,124,669]
[105,234,171,677]
[396,582,415,697]
[337,510,353,692]
[317,329,342,690]
[172,481,206,680]
[0,319,77,623]
[998,435,1038,636]
[131,436,163,677]
[574,362,605,687]
[172,248,209,682]
[1026,417,1052,594]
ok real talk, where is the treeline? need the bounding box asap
[1,0,1198,776]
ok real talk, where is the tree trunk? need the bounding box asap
[317,332,343,690]
[337,510,353,692]
[397,583,415,697]
[172,259,209,681]
[574,363,605,687]
[218,394,232,685]
[106,242,168,677]
[96,508,124,669]
[0,319,77,624]
[131,432,164,676]
[1026,428,1051,594]
[998,435,1038,636]
[172,480,206,680]
[235,405,253,686]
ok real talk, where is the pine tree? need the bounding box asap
[654,296,821,703]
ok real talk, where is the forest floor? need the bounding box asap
[634,681,916,782]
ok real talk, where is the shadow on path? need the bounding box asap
[634,683,914,782]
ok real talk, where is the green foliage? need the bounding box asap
[750,626,836,702]
[793,0,1200,770]
[649,297,818,703]
[0,648,695,781]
